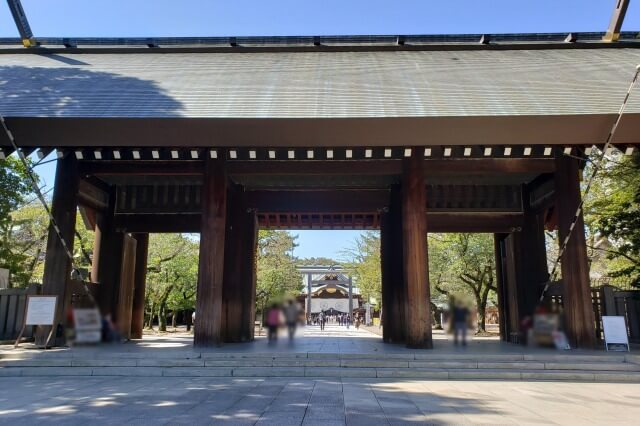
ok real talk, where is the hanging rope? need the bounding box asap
[0,115,97,306]
[539,64,640,302]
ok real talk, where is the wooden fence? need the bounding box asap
[548,283,640,343]
[0,284,40,342]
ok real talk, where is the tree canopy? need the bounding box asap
[256,230,302,309]
[585,152,640,287]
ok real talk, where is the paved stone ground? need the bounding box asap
[0,376,638,425]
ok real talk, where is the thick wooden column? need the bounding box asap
[96,191,125,319]
[36,155,79,346]
[402,149,432,349]
[240,209,258,341]
[195,159,227,347]
[517,188,549,319]
[130,233,149,339]
[380,185,406,343]
[222,184,242,342]
[555,156,597,349]
[90,215,103,283]
[115,234,137,339]
[494,234,509,341]
[222,184,256,342]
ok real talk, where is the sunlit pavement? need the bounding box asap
[0,375,638,425]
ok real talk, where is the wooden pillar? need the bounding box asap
[402,149,432,349]
[517,187,549,319]
[500,233,521,341]
[130,233,149,339]
[96,191,125,320]
[36,155,79,346]
[195,159,227,347]
[223,186,257,343]
[380,185,406,343]
[306,273,312,321]
[90,215,103,283]
[555,156,597,349]
[222,184,242,342]
[494,234,509,341]
[348,276,353,317]
[239,208,258,341]
[115,234,137,339]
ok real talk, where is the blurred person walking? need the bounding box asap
[266,303,280,344]
[283,300,299,341]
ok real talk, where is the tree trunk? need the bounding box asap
[172,312,177,330]
[185,309,192,332]
[430,302,443,330]
[158,304,167,332]
[146,302,155,330]
[475,295,487,333]
[156,285,174,332]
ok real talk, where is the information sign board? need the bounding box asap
[14,295,58,348]
[602,315,630,352]
[25,296,57,325]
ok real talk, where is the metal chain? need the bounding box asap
[0,115,96,305]
[539,64,640,302]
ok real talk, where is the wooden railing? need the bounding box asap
[0,284,40,342]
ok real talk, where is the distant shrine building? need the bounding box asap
[1,31,640,349]
[297,266,365,320]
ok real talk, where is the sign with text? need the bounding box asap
[602,315,630,351]
[15,295,58,348]
[25,296,57,325]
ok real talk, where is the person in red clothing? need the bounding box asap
[266,304,280,343]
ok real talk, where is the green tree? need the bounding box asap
[0,157,33,286]
[3,201,95,287]
[145,233,199,331]
[429,233,497,333]
[341,231,381,304]
[586,152,640,287]
[256,230,302,318]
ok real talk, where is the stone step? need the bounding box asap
[1,350,635,363]
[1,365,640,382]
[2,357,639,371]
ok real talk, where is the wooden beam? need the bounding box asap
[194,159,227,347]
[130,233,149,340]
[554,156,597,349]
[603,0,630,42]
[79,161,202,176]
[402,149,432,349]
[112,211,524,233]
[113,214,201,233]
[78,179,109,211]
[35,155,79,347]
[428,213,523,233]
[5,114,640,148]
[245,190,389,212]
[230,159,553,176]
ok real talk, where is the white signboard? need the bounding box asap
[15,296,59,348]
[73,308,102,344]
[309,298,359,314]
[602,316,630,351]
[25,296,57,325]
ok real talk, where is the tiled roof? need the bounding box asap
[1,47,640,118]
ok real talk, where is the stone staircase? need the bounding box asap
[2,350,640,382]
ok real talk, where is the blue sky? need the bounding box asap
[3,0,638,259]
[0,1,638,37]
